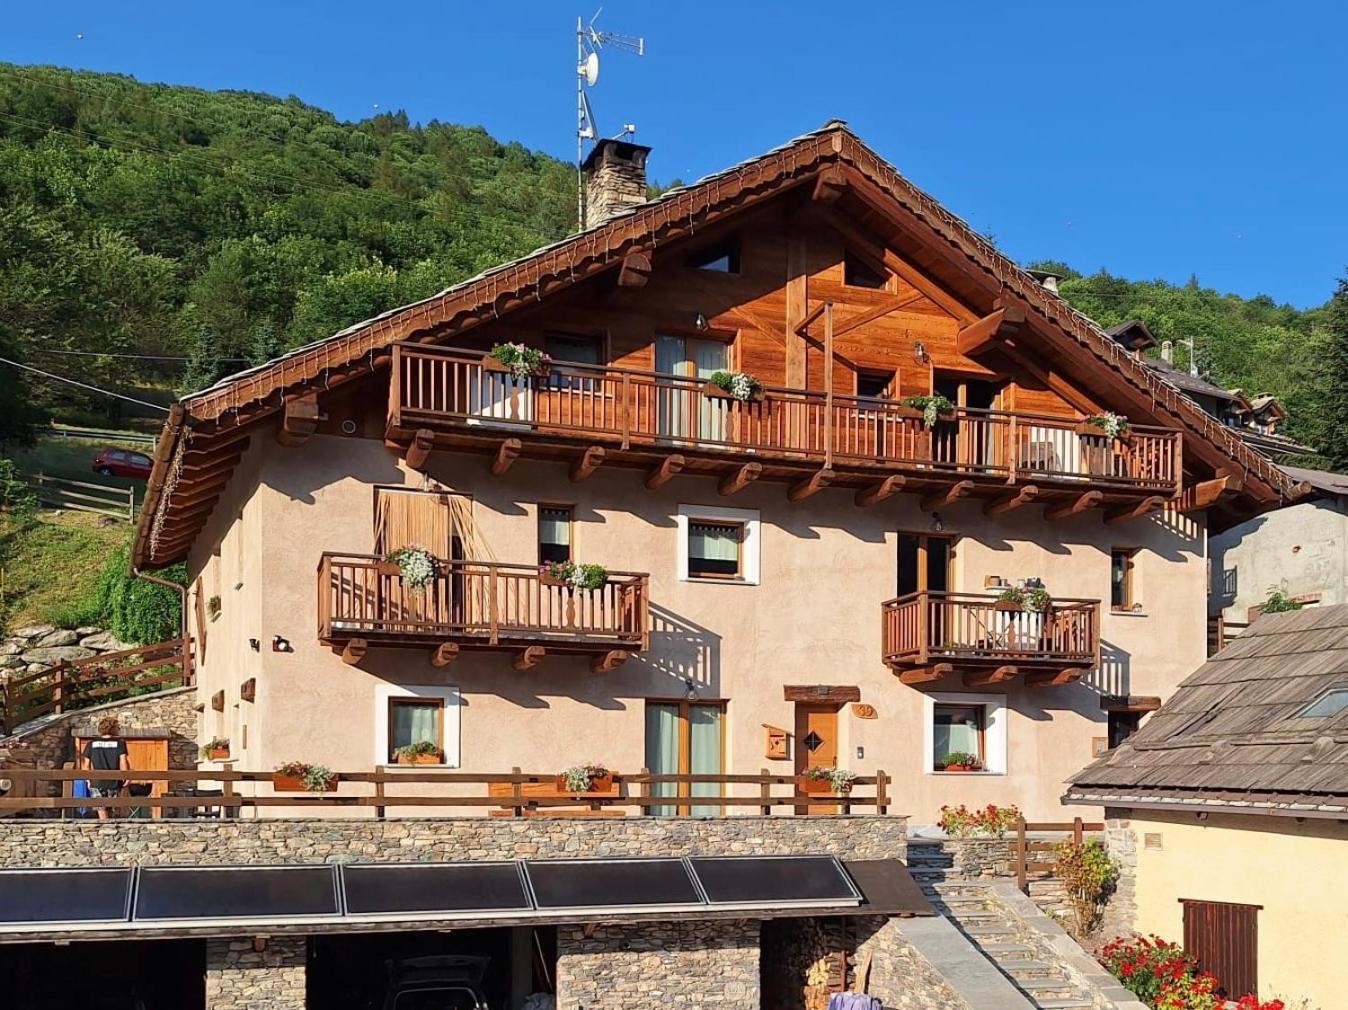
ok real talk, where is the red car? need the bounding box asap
[91,448,153,480]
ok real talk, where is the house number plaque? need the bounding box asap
[851,703,878,720]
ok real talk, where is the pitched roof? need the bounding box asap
[1064,605,1348,818]
[1280,466,1348,499]
[1142,357,1240,402]
[132,121,1308,568]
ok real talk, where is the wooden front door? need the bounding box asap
[1182,899,1260,1000]
[794,703,839,814]
[76,736,169,818]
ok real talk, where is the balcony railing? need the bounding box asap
[317,553,649,652]
[389,344,1182,494]
[882,590,1100,672]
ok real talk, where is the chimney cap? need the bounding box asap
[581,137,652,174]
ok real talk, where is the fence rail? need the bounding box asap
[1013,816,1105,892]
[390,344,1183,494]
[26,471,136,520]
[39,426,157,446]
[0,768,890,818]
[0,638,192,734]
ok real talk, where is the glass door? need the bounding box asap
[644,700,724,816]
[655,334,729,442]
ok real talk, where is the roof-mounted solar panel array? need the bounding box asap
[0,855,872,934]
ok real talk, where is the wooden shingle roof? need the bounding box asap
[1065,605,1348,818]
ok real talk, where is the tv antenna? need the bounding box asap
[576,9,645,228]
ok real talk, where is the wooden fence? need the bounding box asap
[0,638,192,734]
[1013,816,1105,892]
[0,768,890,819]
[27,472,136,521]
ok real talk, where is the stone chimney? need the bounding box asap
[1026,269,1061,294]
[582,138,651,227]
[1161,339,1174,365]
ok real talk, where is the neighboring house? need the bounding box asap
[1064,605,1348,1008]
[1211,466,1348,633]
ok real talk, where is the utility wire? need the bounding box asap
[31,347,251,363]
[0,356,171,412]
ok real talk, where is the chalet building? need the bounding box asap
[1065,604,1348,1008]
[125,122,1300,824]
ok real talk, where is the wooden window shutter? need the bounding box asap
[1182,899,1259,999]
[193,579,207,664]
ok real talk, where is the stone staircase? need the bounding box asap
[906,842,1097,1010]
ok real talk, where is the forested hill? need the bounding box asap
[0,62,575,429]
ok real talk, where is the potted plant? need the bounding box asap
[207,595,222,621]
[393,740,442,766]
[539,560,609,591]
[703,370,765,402]
[556,763,614,794]
[201,737,230,761]
[936,752,982,773]
[385,545,439,593]
[937,803,976,838]
[487,342,550,380]
[797,766,858,794]
[274,761,338,793]
[898,394,954,428]
[995,579,1051,613]
[1075,411,1129,439]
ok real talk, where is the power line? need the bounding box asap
[31,347,251,363]
[0,356,171,412]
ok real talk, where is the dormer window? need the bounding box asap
[844,251,888,290]
[1296,686,1348,719]
[688,238,740,274]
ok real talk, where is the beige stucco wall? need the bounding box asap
[198,432,1207,823]
[1126,809,1348,1006]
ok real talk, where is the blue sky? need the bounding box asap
[3,1,1345,308]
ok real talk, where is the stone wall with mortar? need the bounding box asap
[205,936,305,1010]
[0,813,908,867]
[1098,816,1138,941]
[557,919,759,1009]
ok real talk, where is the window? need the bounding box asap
[656,334,732,441]
[374,685,460,767]
[923,693,1007,774]
[1296,686,1348,719]
[844,251,888,289]
[897,533,953,596]
[1108,710,1143,748]
[537,505,573,565]
[687,237,740,274]
[678,505,760,585]
[545,332,604,391]
[856,370,894,399]
[645,700,725,815]
[1111,549,1137,610]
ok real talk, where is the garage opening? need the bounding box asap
[0,937,204,1010]
[309,926,556,1009]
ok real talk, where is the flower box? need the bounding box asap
[484,356,547,379]
[375,560,402,577]
[1073,421,1130,442]
[274,773,338,793]
[993,599,1025,613]
[702,381,764,403]
[940,764,979,773]
[554,773,614,795]
[395,752,442,766]
[797,775,840,794]
[206,747,230,761]
[539,574,567,588]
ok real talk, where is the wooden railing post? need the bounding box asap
[374,767,386,819]
[1073,816,1083,848]
[638,766,650,817]
[875,770,889,816]
[51,662,65,715]
[1016,816,1028,893]
[823,303,835,470]
[388,344,403,430]
[222,771,237,820]
[620,371,631,450]
[511,766,524,818]
[488,567,500,645]
[1007,414,1019,482]
[760,768,772,816]
[917,592,930,664]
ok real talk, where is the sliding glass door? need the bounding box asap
[655,334,729,442]
[644,700,724,816]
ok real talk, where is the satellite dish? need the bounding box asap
[579,51,600,87]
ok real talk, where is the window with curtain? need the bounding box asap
[537,506,573,565]
[932,704,983,770]
[388,698,443,762]
[688,521,742,579]
[1111,548,1136,610]
[644,700,724,816]
[545,332,604,392]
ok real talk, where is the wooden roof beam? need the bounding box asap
[513,646,545,672]
[984,485,1039,517]
[810,167,847,204]
[490,438,522,476]
[275,393,322,448]
[591,650,629,674]
[1180,472,1245,513]
[570,445,606,483]
[787,469,833,502]
[1044,491,1102,521]
[831,291,927,340]
[964,666,1018,689]
[1027,667,1084,688]
[645,454,685,489]
[404,429,436,471]
[430,642,459,668]
[1105,495,1168,526]
[956,302,1026,358]
[341,639,367,666]
[617,250,652,288]
[920,480,973,512]
[855,475,905,507]
[719,462,762,497]
[898,664,952,685]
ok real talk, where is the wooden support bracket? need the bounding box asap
[1027,667,1084,688]
[239,678,256,703]
[1105,495,1168,526]
[591,650,628,674]
[956,302,1026,357]
[645,454,686,489]
[1181,473,1244,512]
[617,250,652,287]
[210,689,225,712]
[341,638,367,666]
[810,167,847,204]
[1044,491,1102,521]
[964,666,1018,689]
[491,438,522,476]
[405,428,436,471]
[570,446,606,483]
[276,393,322,447]
[898,664,952,685]
[787,469,833,502]
[855,475,905,507]
[984,485,1039,517]
[431,642,460,668]
[920,480,973,512]
[718,462,762,497]
[513,646,545,672]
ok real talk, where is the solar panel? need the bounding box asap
[524,858,704,912]
[342,862,532,919]
[689,856,861,909]
[0,868,132,926]
[134,865,340,922]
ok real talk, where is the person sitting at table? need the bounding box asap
[84,716,130,820]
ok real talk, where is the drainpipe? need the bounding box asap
[132,568,193,684]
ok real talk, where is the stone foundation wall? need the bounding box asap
[205,936,305,1010]
[0,813,908,867]
[557,919,759,1008]
[1098,816,1138,941]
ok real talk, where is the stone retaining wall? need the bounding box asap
[0,813,909,867]
[206,936,306,1010]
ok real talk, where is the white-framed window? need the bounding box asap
[922,692,1007,775]
[374,684,461,767]
[676,504,760,585]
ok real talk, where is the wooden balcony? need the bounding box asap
[882,590,1100,687]
[317,553,648,671]
[386,344,1183,509]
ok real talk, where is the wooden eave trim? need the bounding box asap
[783,685,862,704]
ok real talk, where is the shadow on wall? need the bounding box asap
[1080,640,1131,699]
[629,602,721,697]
